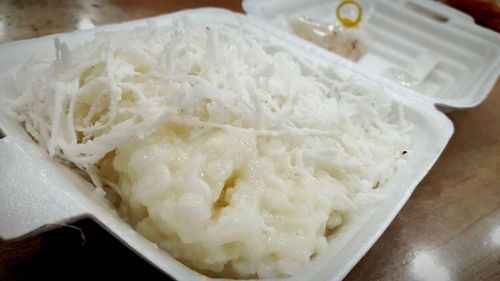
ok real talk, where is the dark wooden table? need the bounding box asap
[1,1,499,280]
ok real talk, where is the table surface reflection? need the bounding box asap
[0,1,499,280]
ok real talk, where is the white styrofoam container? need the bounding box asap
[0,8,453,281]
[243,0,500,110]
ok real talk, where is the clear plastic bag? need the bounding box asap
[286,0,372,62]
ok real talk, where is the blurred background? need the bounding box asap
[443,0,500,32]
[0,0,243,43]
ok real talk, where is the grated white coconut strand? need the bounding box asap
[9,18,411,279]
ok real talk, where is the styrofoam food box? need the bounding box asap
[0,8,453,281]
[243,0,500,110]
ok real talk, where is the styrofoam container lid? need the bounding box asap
[243,0,500,110]
[0,7,453,281]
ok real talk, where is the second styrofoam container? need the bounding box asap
[243,0,500,110]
